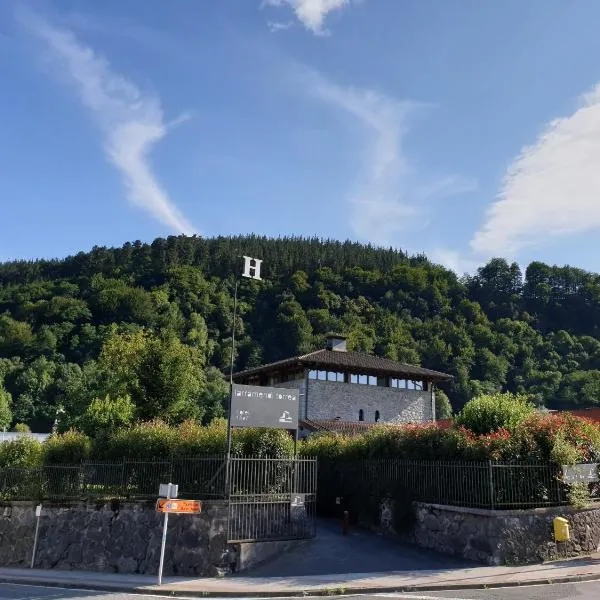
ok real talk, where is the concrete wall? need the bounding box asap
[306,380,433,423]
[379,500,600,565]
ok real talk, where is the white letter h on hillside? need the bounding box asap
[242,256,263,280]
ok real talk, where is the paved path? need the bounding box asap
[3,555,600,597]
[247,520,472,577]
[1,582,600,600]
[362,581,600,599]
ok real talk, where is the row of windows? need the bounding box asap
[308,370,425,390]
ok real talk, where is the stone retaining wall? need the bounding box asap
[379,500,600,565]
[0,500,230,576]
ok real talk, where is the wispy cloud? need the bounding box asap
[300,69,417,244]
[472,83,600,257]
[297,68,475,246]
[428,248,479,276]
[262,0,356,35]
[19,11,197,235]
[268,20,295,33]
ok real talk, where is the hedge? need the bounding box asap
[301,412,600,464]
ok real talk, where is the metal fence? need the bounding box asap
[0,456,318,543]
[0,456,227,502]
[317,459,600,514]
[227,457,317,542]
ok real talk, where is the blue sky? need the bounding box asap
[2,0,600,274]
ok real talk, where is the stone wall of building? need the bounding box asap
[379,500,600,565]
[306,380,433,423]
[0,501,231,576]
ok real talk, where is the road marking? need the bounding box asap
[0,582,208,599]
[370,594,470,600]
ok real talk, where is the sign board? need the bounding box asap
[159,483,178,498]
[291,493,305,508]
[562,463,599,483]
[290,493,306,522]
[35,504,42,518]
[231,384,299,430]
[156,499,202,514]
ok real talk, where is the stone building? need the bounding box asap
[232,335,452,435]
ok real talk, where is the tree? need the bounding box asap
[97,330,208,423]
[0,384,11,430]
[435,389,453,420]
[79,394,135,437]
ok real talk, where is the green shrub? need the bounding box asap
[95,419,177,460]
[95,418,295,460]
[44,430,92,464]
[0,436,43,468]
[455,392,536,435]
[12,423,31,433]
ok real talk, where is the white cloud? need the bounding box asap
[428,248,479,276]
[297,69,421,244]
[20,12,197,235]
[472,83,600,257]
[262,0,354,35]
[268,21,295,32]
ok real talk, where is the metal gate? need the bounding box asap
[227,457,317,542]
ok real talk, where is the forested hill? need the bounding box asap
[1,234,600,432]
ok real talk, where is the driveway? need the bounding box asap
[244,518,474,577]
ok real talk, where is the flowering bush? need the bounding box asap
[301,412,600,465]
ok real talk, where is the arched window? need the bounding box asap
[375,410,380,423]
[358,409,364,422]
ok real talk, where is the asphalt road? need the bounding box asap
[2,583,600,600]
[0,584,176,600]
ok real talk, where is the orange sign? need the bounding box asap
[156,499,202,514]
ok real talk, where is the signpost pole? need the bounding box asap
[225,279,239,497]
[30,504,42,569]
[157,483,173,586]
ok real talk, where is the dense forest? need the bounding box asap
[1,234,600,432]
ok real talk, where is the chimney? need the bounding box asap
[326,334,347,352]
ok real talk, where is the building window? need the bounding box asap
[317,370,327,381]
[309,370,317,380]
[391,378,408,389]
[368,375,377,386]
[375,410,380,423]
[350,373,359,384]
[414,380,423,391]
[336,372,345,382]
[359,409,364,422]
[407,380,416,390]
[327,371,344,382]
[358,374,368,385]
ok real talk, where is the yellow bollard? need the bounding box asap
[553,517,570,542]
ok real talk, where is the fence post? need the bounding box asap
[488,460,495,510]
[120,458,126,498]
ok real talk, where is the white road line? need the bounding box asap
[367,594,470,600]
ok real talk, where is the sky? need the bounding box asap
[2,0,600,275]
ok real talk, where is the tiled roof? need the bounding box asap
[554,409,600,423]
[299,419,395,436]
[233,348,452,382]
